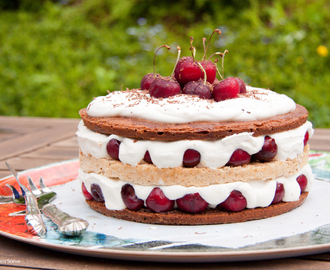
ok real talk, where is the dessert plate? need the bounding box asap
[0,153,330,263]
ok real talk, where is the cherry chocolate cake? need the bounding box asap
[77,32,314,225]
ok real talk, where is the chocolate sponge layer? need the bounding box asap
[79,104,308,141]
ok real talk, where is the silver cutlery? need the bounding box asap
[6,162,47,236]
[4,162,89,237]
[42,204,89,236]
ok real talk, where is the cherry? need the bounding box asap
[272,182,284,204]
[121,184,144,210]
[146,187,175,212]
[149,46,182,98]
[143,151,153,164]
[176,193,208,213]
[182,79,212,99]
[252,136,277,162]
[235,77,247,94]
[90,183,105,202]
[181,60,214,99]
[106,138,121,160]
[183,149,201,167]
[141,45,170,90]
[140,73,160,90]
[81,182,93,200]
[220,190,247,212]
[200,60,217,84]
[149,76,181,98]
[226,149,251,166]
[174,36,203,86]
[296,174,308,193]
[199,29,221,84]
[174,56,202,86]
[304,131,309,146]
[213,77,240,101]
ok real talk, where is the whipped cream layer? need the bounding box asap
[77,120,313,169]
[79,164,313,211]
[86,87,296,124]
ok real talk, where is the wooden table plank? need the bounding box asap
[0,116,79,161]
[309,128,330,152]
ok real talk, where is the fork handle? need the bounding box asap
[24,192,47,236]
[42,203,89,236]
[42,204,71,225]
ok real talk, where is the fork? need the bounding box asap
[6,163,48,236]
[6,176,57,216]
[5,163,89,236]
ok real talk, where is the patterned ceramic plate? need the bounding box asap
[0,153,330,263]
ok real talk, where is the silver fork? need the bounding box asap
[6,163,48,236]
[5,163,89,237]
[6,176,57,216]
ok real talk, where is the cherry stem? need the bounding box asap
[207,51,223,61]
[221,50,229,79]
[197,62,207,85]
[189,36,196,60]
[153,45,170,77]
[171,46,181,78]
[202,29,221,61]
[208,52,225,80]
[202,37,207,61]
[214,58,223,80]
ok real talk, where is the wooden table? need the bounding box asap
[0,116,329,269]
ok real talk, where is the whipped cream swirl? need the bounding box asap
[86,87,296,124]
[77,121,313,169]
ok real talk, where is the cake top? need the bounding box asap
[86,86,296,124]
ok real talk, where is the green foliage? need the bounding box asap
[0,0,330,127]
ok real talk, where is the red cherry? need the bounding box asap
[149,76,181,98]
[81,182,93,200]
[253,136,277,162]
[220,190,247,212]
[140,73,160,90]
[213,77,240,101]
[226,149,251,166]
[142,44,170,91]
[143,151,153,164]
[146,187,175,212]
[200,29,222,84]
[174,56,203,86]
[182,80,212,99]
[272,182,284,204]
[106,139,121,160]
[235,77,246,94]
[200,60,217,84]
[183,149,201,167]
[176,193,208,213]
[90,183,105,202]
[121,184,144,210]
[296,174,308,193]
[304,131,309,146]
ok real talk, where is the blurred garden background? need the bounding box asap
[0,0,330,127]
